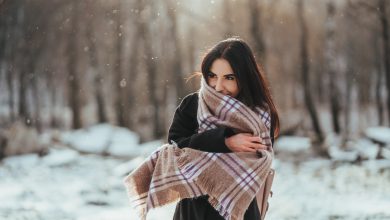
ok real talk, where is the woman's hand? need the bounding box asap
[225,133,267,152]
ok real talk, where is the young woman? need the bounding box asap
[167,37,279,220]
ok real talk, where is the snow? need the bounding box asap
[1,131,390,220]
[2,153,40,168]
[274,136,311,152]
[267,159,390,220]
[328,145,359,162]
[109,128,142,157]
[0,144,172,220]
[113,156,146,177]
[354,139,379,160]
[41,148,79,167]
[365,127,390,144]
[61,123,116,153]
[61,124,143,157]
[138,140,164,156]
[325,134,357,162]
[383,148,390,159]
[362,159,390,173]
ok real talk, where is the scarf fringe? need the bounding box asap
[208,196,246,220]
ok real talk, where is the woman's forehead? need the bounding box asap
[210,59,234,75]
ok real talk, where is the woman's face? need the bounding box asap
[207,58,239,98]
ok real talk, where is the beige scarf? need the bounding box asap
[123,78,273,220]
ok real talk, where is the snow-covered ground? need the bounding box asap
[1,125,390,220]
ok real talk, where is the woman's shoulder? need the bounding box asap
[183,92,199,101]
[178,92,198,110]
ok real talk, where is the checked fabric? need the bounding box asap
[123,77,273,220]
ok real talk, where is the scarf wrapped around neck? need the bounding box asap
[123,77,273,220]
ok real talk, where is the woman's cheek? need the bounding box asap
[208,79,217,87]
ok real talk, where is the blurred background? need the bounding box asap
[0,0,390,219]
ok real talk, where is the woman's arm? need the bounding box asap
[167,93,234,153]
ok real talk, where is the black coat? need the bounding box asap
[167,92,274,220]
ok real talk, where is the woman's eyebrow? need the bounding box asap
[209,71,235,77]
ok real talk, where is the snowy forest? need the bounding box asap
[1,0,390,219]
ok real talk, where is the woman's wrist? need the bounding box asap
[224,127,236,138]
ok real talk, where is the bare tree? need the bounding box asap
[15,2,31,125]
[379,0,390,125]
[125,3,144,130]
[113,2,131,128]
[138,0,163,138]
[0,4,6,79]
[374,31,385,125]
[345,0,386,130]
[248,0,266,64]
[67,0,83,129]
[27,1,54,132]
[325,1,341,134]
[85,0,107,124]
[297,0,325,152]
[165,0,185,104]
[222,0,233,37]
[344,63,353,142]
[341,7,356,143]
[1,2,16,122]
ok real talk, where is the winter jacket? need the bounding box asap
[167,92,274,220]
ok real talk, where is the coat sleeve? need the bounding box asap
[167,94,234,153]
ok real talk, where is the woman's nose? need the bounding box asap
[215,79,224,92]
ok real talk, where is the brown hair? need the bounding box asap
[199,37,280,138]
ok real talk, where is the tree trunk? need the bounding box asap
[248,0,266,64]
[27,23,48,133]
[30,70,42,132]
[325,1,341,134]
[0,5,6,95]
[47,71,60,128]
[222,0,233,37]
[139,0,163,138]
[165,0,185,104]
[184,26,199,93]
[126,25,141,130]
[374,28,384,125]
[18,68,29,124]
[297,0,325,148]
[85,0,107,124]
[14,3,30,125]
[67,0,82,129]
[113,3,130,128]
[6,65,15,121]
[1,12,16,121]
[344,67,353,144]
[379,0,390,126]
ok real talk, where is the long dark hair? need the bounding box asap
[200,37,280,138]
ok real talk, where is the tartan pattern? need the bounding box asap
[256,106,271,130]
[198,77,273,151]
[123,77,273,220]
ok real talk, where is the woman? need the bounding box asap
[167,37,280,220]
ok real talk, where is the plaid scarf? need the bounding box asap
[123,78,273,220]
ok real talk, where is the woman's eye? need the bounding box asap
[208,73,216,78]
[226,76,235,80]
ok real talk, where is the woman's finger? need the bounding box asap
[240,146,256,152]
[249,136,262,142]
[241,133,253,137]
[247,142,267,150]
[257,144,268,150]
